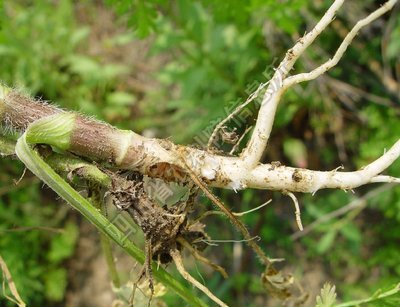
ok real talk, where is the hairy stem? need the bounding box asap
[1,87,399,194]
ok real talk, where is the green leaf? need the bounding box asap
[47,222,78,263]
[131,1,157,38]
[25,113,76,151]
[339,223,361,244]
[44,268,67,301]
[316,283,337,307]
[69,27,90,47]
[317,230,337,254]
[386,22,400,60]
[0,45,15,55]
[106,0,160,38]
[107,91,136,106]
[101,64,129,80]
[65,55,101,76]
[283,138,308,168]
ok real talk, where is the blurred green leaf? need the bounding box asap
[317,230,337,254]
[283,138,307,167]
[107,91,136,106]
[47,222,78,263]
[386,20,400,60]
[44,268,67,302]
[339,223,361,244]
[65,55,101,77]
[69,27,90,47]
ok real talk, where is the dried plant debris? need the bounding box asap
[110,172,205,263]
[107,171,227,305]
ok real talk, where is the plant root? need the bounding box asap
[170,249,229,307]
[177,236,228,279]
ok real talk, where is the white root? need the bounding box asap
[241,0,397,167]
[170,249,229,307]
[286,192,303,231]
[283,0,399,88]
[241,0,347,167]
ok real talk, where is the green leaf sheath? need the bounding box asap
[24,113,76,151]
[14,114,207,307]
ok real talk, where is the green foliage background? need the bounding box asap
[0,0,399,306]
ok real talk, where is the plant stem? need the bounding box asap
[14,118,208,307]
[90,188,121,289]
[99,234,121,288]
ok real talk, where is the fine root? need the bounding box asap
[285,192,303,231]
[170,249,229,307]
[177,236,228,279]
